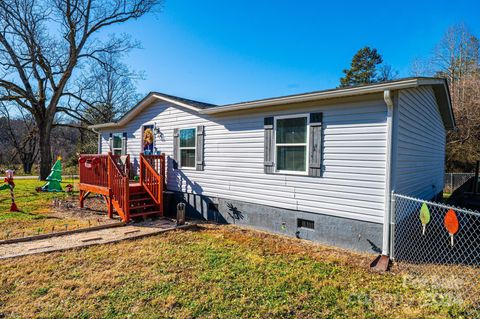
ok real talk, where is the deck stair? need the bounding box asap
[128,187,162,219]
[79,153,166,222]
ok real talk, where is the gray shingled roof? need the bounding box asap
[152,92,218,109]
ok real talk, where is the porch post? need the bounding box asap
[107,152,113,219]
[139,153,144,186]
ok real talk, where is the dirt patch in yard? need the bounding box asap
[0,195,117,240]
[51,195,114,220]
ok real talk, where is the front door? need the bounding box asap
[143,125,154,154]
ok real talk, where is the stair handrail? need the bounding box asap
[108,152,130,221]
[139,153,164,205]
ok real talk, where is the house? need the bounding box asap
[86,77,455,254]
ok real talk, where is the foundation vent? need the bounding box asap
[297,218,314,229]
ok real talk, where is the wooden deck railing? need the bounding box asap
[108,153,130,221]
[79,154,109,187]
[140,153,165,205]
[79,153,164,222]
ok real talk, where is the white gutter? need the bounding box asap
[89,77,452,131]
[382,90,394,256]
[201,78,443,115]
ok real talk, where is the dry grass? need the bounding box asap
[0,224,475,318]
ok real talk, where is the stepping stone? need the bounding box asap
[28,245,54,251]
[124,230,141,235]
[81,237,103,242]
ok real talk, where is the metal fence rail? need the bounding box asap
[444,173,475,193]
[392,193,480,314]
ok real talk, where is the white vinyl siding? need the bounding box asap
[394,86,446,199]
[100,97,388,224]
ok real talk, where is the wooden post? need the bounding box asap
[161,153,166,191]
[107,152,113,219]
[124,176,130,222]
[139,153,144,186]
[79,190,85,208]
[107,196,113,219]
[125,154,130,222]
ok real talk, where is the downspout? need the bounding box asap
[91,127,102,154]
[382,90,394,257]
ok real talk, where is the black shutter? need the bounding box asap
[173,128,179,169]
[309,112,323,177]
[264,117,275,174]
[196,125,205,171]
[109,133,113,152]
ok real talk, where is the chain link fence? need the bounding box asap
[444,173,475,193]
[391,193,480,316]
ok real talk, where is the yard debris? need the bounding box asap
[370,254,391,272]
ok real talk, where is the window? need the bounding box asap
[275,115,308,173]
[112,133,123,155]
[297,218,315,229]
[179,128,196,168]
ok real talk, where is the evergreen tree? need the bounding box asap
[340,47,384,87]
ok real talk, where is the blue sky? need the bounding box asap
[106,0,480,105]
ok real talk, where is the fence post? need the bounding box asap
[389,191,396,261]
[450,173,453,193]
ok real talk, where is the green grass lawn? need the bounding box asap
[0,225,475,318]
[0,164,78,176]
[0,178,97,239]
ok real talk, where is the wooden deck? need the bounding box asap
[79,153,166,222]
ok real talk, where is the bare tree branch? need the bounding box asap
[0,0,161,179]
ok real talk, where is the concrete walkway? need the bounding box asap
[0,218,192,260]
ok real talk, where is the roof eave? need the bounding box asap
[88,122,117,130]
[431,80,456,130]
[200,78,443,115]
[89,92,204,130]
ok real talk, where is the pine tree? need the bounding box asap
[41,157,63,192]
[340,47,383,87]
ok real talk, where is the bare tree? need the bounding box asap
[0,104,39,174]
[64,51,143,126]
[431,24,480,171]
[377,64,399,82]
[0,0,161,179]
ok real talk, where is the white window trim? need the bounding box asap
[274,114,310,175]
[179,127,197,169]
[112,133,123,155]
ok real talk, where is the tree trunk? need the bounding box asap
[38,121,53,180]
[23,161,33,175]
